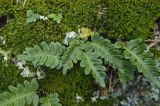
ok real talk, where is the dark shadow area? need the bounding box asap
[0,16,7,28]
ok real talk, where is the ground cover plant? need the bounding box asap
[1,0,160,106]
[17,33,160,89]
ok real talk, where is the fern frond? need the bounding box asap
[62,40,83,74]
[0,79,39,106]
[17,42,65,69]
[111,56,135,89]
[77,50,106,87]
[86,34,128,73]
[40,93,62,106]
[124,38,160,87]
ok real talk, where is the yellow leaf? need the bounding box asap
[79,27,94,38]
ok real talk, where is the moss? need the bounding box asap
[98,0,160,40]
[40,67,114,106]
[0,59,25,93]
[0,0,100,54]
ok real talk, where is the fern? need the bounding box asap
[62,40,83,74]
[40,93,62,106]
[86,34,131,73]
[85,34,135,88]
[16,33,160,89]
[77,50,106,87]
[122,38,160,87]
[17,42,65,69]
[0,79,39,106]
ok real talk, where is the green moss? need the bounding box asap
[0,59,25,93]
[40,67,114,106]
[99,0,160,40]
[0,0,100,54]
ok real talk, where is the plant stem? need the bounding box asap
[108,71,113,92]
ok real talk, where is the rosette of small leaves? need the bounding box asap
[26,10,40,23]
[0,79,39,106]
[17,42,65,69]
[48,13,62,23]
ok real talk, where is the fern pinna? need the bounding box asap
[118,38,160,87]
[0,79,62,106]
[17,42,65,69]
[0,79,39,106]
[17,34,160,88]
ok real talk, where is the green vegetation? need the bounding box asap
[17,34,160,89]
[100,0,160,39]
[1,0,160,105]
[0,78,62,106]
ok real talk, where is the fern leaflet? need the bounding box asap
[86,34,130,73]
[77,50,106,87]
[40,93,62,106]
[17,42,65,69]
[0,79,39,106]
[62,40,83,74]
[124,38,160,87]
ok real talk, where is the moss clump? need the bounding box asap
[0,60,25,93]
[40,67,114,106]
[0,0,100,54]
[99,0,160,40]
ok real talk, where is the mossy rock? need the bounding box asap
[98,0,160,40]
[1,0,160,105]
[0,0,100,54]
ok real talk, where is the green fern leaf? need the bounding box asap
[40,93,62,106]
[17,42,65,69]
[85,34,136,88]
[62,40,82,74]
[0,79,39,106]
[77,50,106,87]
[124,38,160,87]
[86,34,129,73]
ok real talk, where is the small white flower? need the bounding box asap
[21,66,35,77]
[75,93,84,103]
[66,31,77,39]
[64,31,77,45]
[39,15,48,21]
[91,97,97,102]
